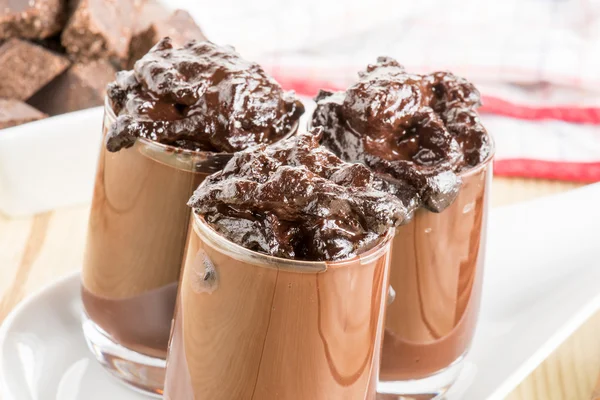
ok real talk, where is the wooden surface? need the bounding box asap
[0,177,596,399]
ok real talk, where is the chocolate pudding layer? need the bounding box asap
[82,39,304,361]
[82,112,217,359]
[164,131,403,399]
[381,163,491,380]
[312,58,494,383]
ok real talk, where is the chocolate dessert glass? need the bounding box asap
[81,37,304,396]
[310,57,496,399]
[81,100,232,396]
[378,149,494,399]
[164,214,394,400]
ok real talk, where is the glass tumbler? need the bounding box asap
[80,99,232,396]
[164,214,394,400]
[378,147,495,399]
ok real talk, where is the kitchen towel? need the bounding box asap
[187,0,600,181]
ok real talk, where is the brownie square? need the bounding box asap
[128,7,206,69]
[28,59,116,115]
[61,0,138,66]
[0,38,70,100]
[0,0,67,39]
[0,99,47,129]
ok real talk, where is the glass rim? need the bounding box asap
[458,132,496,178]
[192,212,394,273]
[103,96,300,158]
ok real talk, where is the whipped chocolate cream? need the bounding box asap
[188,131,409,261]
[106,37,304,153]
[311,57,491,212]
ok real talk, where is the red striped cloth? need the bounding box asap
[189,0,600,182]
[271,74,600,182]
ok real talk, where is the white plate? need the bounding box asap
[0,272,147,400]
[2,184,600,399]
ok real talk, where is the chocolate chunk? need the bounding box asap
[128,5,206,69]
[61,0,137,66]
[0,0,67,39]
[106,38,304,153]
[311,57,492,213]
[189,131,411,261]
[28,59,116,115]
[0,99,47,128]
[0,39,70,100]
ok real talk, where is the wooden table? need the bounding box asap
[0,177,596,399]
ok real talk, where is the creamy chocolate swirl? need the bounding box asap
[311,57,491,212]
[189,131,411,261]
[106,37,304,153]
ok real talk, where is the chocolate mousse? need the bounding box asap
[312,58,493,386]
[164,131,402,400]
[81,37,304,393]
[312,57,491,212]
[189,130,408,261]
[106,37,304,153]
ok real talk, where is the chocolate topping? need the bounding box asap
[106,37,304,153]
[189,131,410,262]
[311,57,492,213]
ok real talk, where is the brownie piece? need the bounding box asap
[28,59,116,115]
[128,7,205,68]
[0,99,47,128]
[61,0,137,66]
[0,39,70,100]
[0,0,67,39]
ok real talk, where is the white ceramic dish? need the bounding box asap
[1,184,600,399]
[0,107,103,217]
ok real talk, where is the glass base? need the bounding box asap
[82,314,166,398]
[377,356,464,400]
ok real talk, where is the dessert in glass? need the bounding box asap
[163,132,407,400]
[312,57,494,399]
[81,37,303,396]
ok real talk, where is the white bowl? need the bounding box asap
[0,107,104,217]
